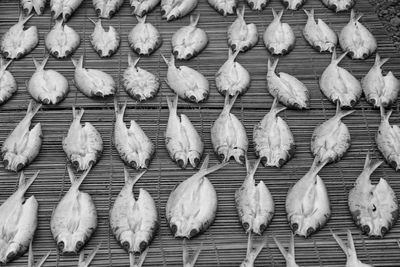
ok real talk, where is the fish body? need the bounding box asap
[285,159,330,238]
[240,234,266,267]
[163,55,209,103]
[63,107,103,171]
[263,9,295,56]
[93,0,123,19]
[1,14,38,60]
[72,56,116,98]
[172,14,208,60]
[161,0,197,21]
[362,54,400,109]
[273,234,300,267]
[339,10,377,60]
[1,101,42,172]
[166,156,226,238]
[235,158,274,235]
[0,58,17,105]
[319,50,362,108]
[51,166,97,254]
[216,49,250,97]
[253,99,295,168]
[45,20,80,59]
[131,0,160,17]
[208,0,237,16]
[110,168,158,254]
[50,0,83,21]
[128,16,162,56]
[228,6,258,53]
[245,0,268,10]
[165,95,204,169]
[21,0,46,15]
[89,18,120,58]
[321,0,355,12]
[267,58,310,110]
[282,0,306,10]
[303,9,337,53]
[0,171,39,264]
[28,56,69,105]
[211,94,248,164]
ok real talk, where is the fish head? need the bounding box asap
[215,146,229,163]
[172,46,191,60]
[173,152,189,169]
[70,156,95,172]
[95,4,118,19]
[118,231,150,253]
[169,216,204,239]
[246,0,267,10]
[2,242,21,263]
[324,0,355,12]
[282,0,305,10]
[56,233,86,254]
[289,214,320,238]
[188,152,202,169]
[2,153,27,172]
[184,88,208,103]
[347,49,372,60]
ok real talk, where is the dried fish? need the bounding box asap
[182,239,202,267]
[78,244,101,267]
[93,0,123,19]
[27,56,69,105]
[273,233,299,267]
[131,0,160,17]
[215,49,251,97]
[161,0,197,21]
[27,241,51,267]
[282,0,306,10]
[240,234,266,267]
[208,0,237,16]
[253,99,295,168]
[45,20,80,59]
[0,58,17,105]
[267,58,310,110]
[89,18,120,58]
[128,16,162,56]
[1,14,38,60]
[50,0,83,21]
[21,0,46,15]
[1,101,42,172]
[321,0,355,13]
[165,95,204,169]
[228,6,258,53]
[245,0,268,11]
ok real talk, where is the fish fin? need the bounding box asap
[303,9,314,19]
[272,8,283,20]
[26,100,42,120]
[268,58,279,73]
[166,94,178,113]
[374,53,390,68]
[124,166,146,185]
[34,250,51,267]
[335,101,354,119]
[362,152,382,176]
[270,98,286,115]
[19,13,34,24]
[190,14,200,26]
[238,5,245,18]
[200,154,210,170]
[71,56,84,69]
[331,230,350,258]
[128,54,140,67]
[197,160,228,178]
[114,98,127,117]
[68,164,92,188]
[289,232,295,261]
[35,56,49,71]
[273,235,290,262]
[78,244,101,267]
[18,170,40,193]
[183,239,202,267]
[380,106,392,121]
[136,15,146,23]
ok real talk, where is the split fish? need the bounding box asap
[161,0,197,21]
[93,0,123,19]
[45,20,80,59]
[227,6,258,53]
[50,0,83,21]
[273,233,300,267]
[131,0,160,17]
[89,18,120,58]
[128,16,162,56]
[0,58,17,105]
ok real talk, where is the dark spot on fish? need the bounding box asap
[350,99,356,107]
[16,52,23,59]
[133,94,142,101]
[221,89,227,95]
[76,241,84,251]
[53,51,59,57]
[169,15,176,21]
[108,50,113,56]
[3,159,8,168]
[177,159,185,168]
[243,222,249,231]
[135,48,141,54]
[160,9,165,16]
[232,6,237,13]
[72,160,80,170]
[109,10,115,18]
[370,98,376,106]
[390,160,397,170]
[130,161,137,169]
[239,155,245,164]
[189,95,196,102]
[173,50,179,56]
[278,158,285,167]
[218,153,225,162]
[98,49,103,56]
[381,227,388,236]
[65,50,71,57]
[203,92,208,98]
[186,53,192,60]
[293,103,301,110]
[295,2,302,9]
[145,158,150,167]
[96,8,101,15]
[259,224,266,233]
[269,47,275,54]
[148,48,153,54]
[242,45,248,52]
[42,98,50,105]
[306,227,314,237]
[23,8,29,13]
[95,91,104,97]
[348,51,354,59]
[282,0,289,7]
[248,2,254,9]
[362,225,370,234]
[141,10,146,17]
[122,241,130,250]
[51,10,56,17]
[64,13,71,21]
[372,204,377,212]
[56,96,63,103]
[218,9,225,15]
[231,44,236,51]
[189,228,198,238]
[260,2,266,9]
[260,156,268,167]
[281,49,287,55]
[6,252,16,260]
[139,241,147,252]
[194,157,200,167]
[3,51,9,58]
[170,224,177,235]
[363,53,369,59]
[16,163,24,171]
[291,223,299,232]
[57,241,65,251]
[331,4,337,11]
[315,45,321,52]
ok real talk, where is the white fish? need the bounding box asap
[182,239,202,267]
[50,0,83,21]
[0,14,38,60]
[27,56,69,105]
[77,244,101,267]
[166,155,227,239]
[128,16,162,56]
[339,10,377,60]
[110,168,158,254]
[114,101,154,170]
[282,0,306,10]
[263,9,295,56]
[311,103,353,164]
[303,9,338,53]
[0,58,17,105]
[245,0,268,11]
[349,153,399,238]
[286,159,330,238]
[240,233,266,267]
[89,18,120,58]
[0,171,39,264]
[72,56,116,98]
[235,158,274,235]
[211,94,248,164]
[171,14,208,60]
[227,6,258,53]
[362,54,400,108]
[321,0,355,12]
[165,95,204,169]
[45,20,80,59]
[27,241,51,267]
[215,49,251,97]
[1,101,42,172]
[208,0,237,16]
[131,0,160,17]
[122,55,160,101]
[63,107,103,171]
[161,0,198,21]
[319,49,362,108]
[376,107,400,171]
[267,58,310,110]
[21,0,46,15]
[50,165,97,254]
[273,233,299,267]
[93,0,123,19]
[331,230,372,267]
[162,54,209,103]
[253,99,295,168]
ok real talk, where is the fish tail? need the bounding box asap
[114,98,127,118]
[19,13,34,24]
[380,106,392,121]
[310,157,327,176]
[238,5,245,18]
[128,54,140,67]
[246,232,266,261]
[289,232,295,260]
[0,58,12,71]
[246,157,261,177]
[229,47,240,61]
[303,8,314,19]
[270,98,286,115]
[197,161,228,178]
[34,55,49,71]
[18,170,40,194]
[67,164,92,189]
[374,53,390,68]
[32,246,51,267]
[222,92,239,113]
[272,8,283,20]
[200,154,210,170]
[25,100,42,121]
[346,230,357,257]
[362,151,382,177]
[72,106,84,122]
[166,94,179,114]
[124,166,146,186]
[78,244,101,267]
[331,229,350,257]
[335,102,354,119]
[129,247,149,267]
[267,58,279,73]
[161,54,174,67]
[351,9,362,21]
[87,17,98,25]
[136,15,146,23]
[190,14,200,26]
[273,235,290,262]
[182,239,202,267]
[71,55,84,69]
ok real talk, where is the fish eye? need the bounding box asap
[306,227,314,236]
[381,227,388,235]
[76,241,84,251]
[170,224,177,235]
[122,241,130,250]
[242,222,250,231]
[57,241,65,251]
[139,241,147,252]
[189,228,198,238]
[291,223,299,232]
[259,224,266,233]
[362,225,370,234]
[6,251,16,260]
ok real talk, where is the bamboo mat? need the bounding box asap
[0,0,400,266]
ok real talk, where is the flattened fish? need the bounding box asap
[208,0,237,16]
[245,0,268,11]
[182,239,202,267]
[128,16,162,56]
[27,241,51,267]
[339,10,377,60]
[282,0,306,10]
[21,0,46,15]
[321,0,355,13]
[165,95,204,169]
[286,159,330,238]
[1,101,42,172]
[131,0,160,17]
[161,0,197,21]
[240,234,266,267]
[0,58,17,105]
[253,99,295,168]
[273,233,299,267]
[267,58,310,110]
[263,9,295,56]
[27,56,69,105]
[45,20,80,59]
[50,0,83,21]
[211,94,248,164]
[122,55,160,101]
[215,49,251,97]
[362,54,400,109]
[166,155,227,239]
[63,107,103,171]
[172,14,208,60]
[319,49,362,108]
[303,9,337,53]
[1,14,38,60]
[0,171,39,264]
[162,54,209,103]
[93,0,123,19]
[227,6,258,53]
[89,18,120,58]
[50,166,97,254]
